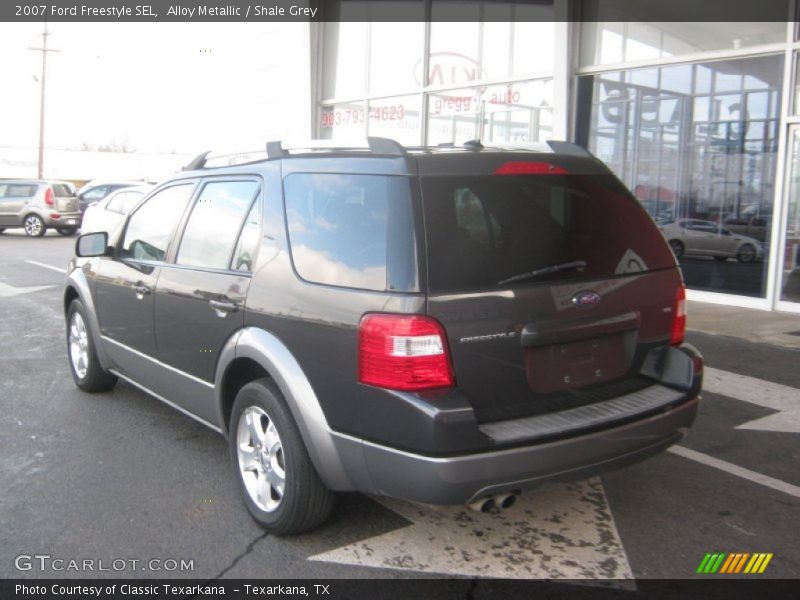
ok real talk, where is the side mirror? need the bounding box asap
[76,232,111,257]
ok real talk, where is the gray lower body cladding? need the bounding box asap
[332,395,699,505]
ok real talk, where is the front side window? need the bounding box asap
[231,200,262,273]
[284,173,414,291]
[120,184,194,262]
[176,180,260,270]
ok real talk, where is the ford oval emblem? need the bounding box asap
[572,290,601,307]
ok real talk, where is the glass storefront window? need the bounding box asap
[578,55,784,298]
[369,21,424,96]
[367,95,422,144]
[427,79,553,145]
[430,4,555,83]
[580,18,786,67]
[321,22,368,99]
[781,129,800,303]
[319,102,367,140]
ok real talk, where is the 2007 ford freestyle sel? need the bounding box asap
[64,138,702,534]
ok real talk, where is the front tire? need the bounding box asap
[229,378,334,535]
[737,244,757,263]
[24,214,46,237]
[67,300,117,392]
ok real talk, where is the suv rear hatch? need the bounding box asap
[51,183,79,213]
[419,153,682,423]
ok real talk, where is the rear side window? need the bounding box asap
[176,180,260,270]
[0,184,38,197]
[422,174,676,293]
[284,173,415,292]
[120,184,194,262]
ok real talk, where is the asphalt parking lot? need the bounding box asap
[1,230,798,585]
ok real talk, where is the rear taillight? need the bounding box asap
[670,284,686,346]
[358,314,455,391]
[494,161,569,175]
[44,187,55,207]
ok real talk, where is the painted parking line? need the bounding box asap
[25,260,67,274]
[703,367,800,434]
[311,478,634,580]
[668,446,800,499]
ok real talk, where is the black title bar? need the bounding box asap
[1,0,795,22]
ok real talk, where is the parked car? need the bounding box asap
[0,179,81,236]
[724,205,772,243]
[76,180,145,214]
[80,185,151,234]
[64,138,703,535]
[659,218,763,262]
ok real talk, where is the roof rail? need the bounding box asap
[546,141,593,157]
[266,141,286,158]
[183,151,210,171]
[366,137,405,156]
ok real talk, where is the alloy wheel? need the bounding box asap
[69,312,89,379]
[24,216,43,236]
[237,406,286,512]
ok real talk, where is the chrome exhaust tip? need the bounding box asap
[468,497,495,513]
[493,492,516,510]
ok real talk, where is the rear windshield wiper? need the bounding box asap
[497,260,587,286]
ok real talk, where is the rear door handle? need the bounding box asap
[133,284,151,299]
[209,299,238,317]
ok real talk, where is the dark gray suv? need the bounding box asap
[64,138,703,534]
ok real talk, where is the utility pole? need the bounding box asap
[29,24,59,179]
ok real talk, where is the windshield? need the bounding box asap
[421,174,675,293]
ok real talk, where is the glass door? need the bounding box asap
[777,126,800,311]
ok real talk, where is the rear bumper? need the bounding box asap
[43,212,81,227]
[344,395,698,504]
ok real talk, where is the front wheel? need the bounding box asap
[229,378,334,535]
[24,214,46,237]
[737,244,757,263]
[67,300,117,392]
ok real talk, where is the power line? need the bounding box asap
[29,24,60,179]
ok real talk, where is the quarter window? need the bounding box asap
[284,173,414,291]
[120,184,194,262]
[176,181,260,270]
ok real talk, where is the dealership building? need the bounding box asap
[308,1,800,314]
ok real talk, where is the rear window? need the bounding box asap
[284,173,416,292]
[52,184,73,197]
[421,174,675,293]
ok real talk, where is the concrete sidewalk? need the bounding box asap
[688,300,800,349]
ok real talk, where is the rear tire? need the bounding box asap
[229,378,334,535]
[668,239,685,258]
[66,300,117,392]
[24,214,45,237]
[57,227,78,236]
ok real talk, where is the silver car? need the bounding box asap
[0,179,81,237]
[659,218,764,263]
[80,185,150,234]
